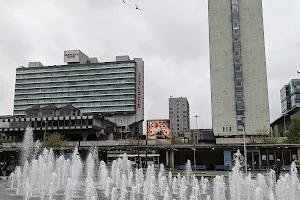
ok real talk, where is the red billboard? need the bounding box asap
[147,120,170,139]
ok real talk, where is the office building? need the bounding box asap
[208,0,270,136]
[13,50,144,136]
[169,97,190,135]
[271,79,300,135]
[280,79,300,113]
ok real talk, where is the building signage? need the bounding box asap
[137,73,141,109]
[64,50,80,63]
[64,52,79,58]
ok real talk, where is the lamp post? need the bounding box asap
[43,121,47,142]
[282,113,287,132]
[120,119,123,140]
[191,147,196,171]
[241,116,247,174]
[193,115,200,144]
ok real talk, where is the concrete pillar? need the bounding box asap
[82,133,89,141]
[166,150,169,168]
[170,150,175,170]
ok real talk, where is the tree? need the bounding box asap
[42,132,68,148]
[285,116,300,144]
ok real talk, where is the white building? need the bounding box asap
[209,0,270,137]
[14,50,144,136]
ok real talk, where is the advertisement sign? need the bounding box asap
[147,120,170,139]
[224,150,232,170]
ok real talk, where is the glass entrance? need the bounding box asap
[247,151,261,170]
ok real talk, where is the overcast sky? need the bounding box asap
[0,0,300,130]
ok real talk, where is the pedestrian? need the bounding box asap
[275,159,282,181]
[5,166,12,177]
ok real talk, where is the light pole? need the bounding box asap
[193,115,200,144]
[283,113,287,132]
[43,121,47,142]
[241,116,247,174]
[191,147,196,171]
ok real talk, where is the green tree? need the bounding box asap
[42,132,68,148]
[285,116,300,144]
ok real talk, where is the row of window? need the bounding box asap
[223,126,232,132]
[16,63,135,74]
[14,105,136,115]
[15,93,135,101]
[15,100,135,108]
[16,68,135,80]
[14,97,135,108]
[15,86,135,95]
[231,0,244,131]
[15,78,135,89]
[80,106,135,112]
[16,73,135,84]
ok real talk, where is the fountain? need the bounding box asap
[1,127,300,199]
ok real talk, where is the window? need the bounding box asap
[229,127,232,132]
[234,41,240,49]
[236,81,242,87]
[235,64,241,71]
[223,127,225,132]
[236,88,243,95]
[236,102,244,110]
[236,95,243,102]
[226,127,228,132]
[234,49,240,56]
[235,71,242,79]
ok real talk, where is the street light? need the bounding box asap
[191,147,196,171]
[120,119,123,140]
[241,116,247,174]
[193,115,200,144]
[43,121,47,142]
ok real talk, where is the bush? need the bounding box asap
[42,132,68,148]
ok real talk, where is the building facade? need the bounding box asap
[169,97,190,135]
[280,79,300,113]
[13,50,144,136]
[271,79,300,136]
[208,0,270,136]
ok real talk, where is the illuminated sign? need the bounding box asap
[147,120,170,139]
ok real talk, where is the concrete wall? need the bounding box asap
[209,0,237,136]
[239,0,270,136]
[209,0,270,136]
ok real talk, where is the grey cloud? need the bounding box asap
[1,0,300,130]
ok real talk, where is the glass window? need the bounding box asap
[234,41,240,49]
[235,71,242,79]
[236,102,244,110]
[235,64,241,71]
[236,95,243,102]
[236,81,242,87]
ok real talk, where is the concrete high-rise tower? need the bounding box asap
[208,0,270,136]
[169,97,190,135]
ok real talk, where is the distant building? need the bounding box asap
[209,0,270,136]
[271,79,300,136]
[169,97,190,135]
[280,79,300,113]
[175,129,215,144]
[13,50,144,137]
